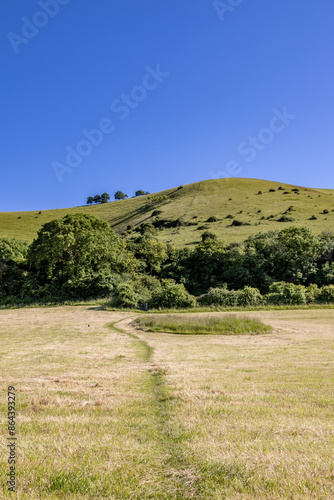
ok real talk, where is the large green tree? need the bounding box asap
[27,214,130,299]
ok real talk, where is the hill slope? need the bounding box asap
[1,178,334,246]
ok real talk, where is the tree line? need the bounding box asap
[1,214,334,308]
[87,190,149,204]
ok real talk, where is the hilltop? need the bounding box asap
[1,178,333,246]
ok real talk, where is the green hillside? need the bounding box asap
[1,178,334,246]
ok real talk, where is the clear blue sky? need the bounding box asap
[1,0,334,211]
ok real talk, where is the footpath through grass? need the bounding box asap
[135,314,272,335]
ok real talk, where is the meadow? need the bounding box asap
[1,306,334,498]
[1,178,334,247]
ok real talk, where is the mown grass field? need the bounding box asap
[1,306,334,498]
[1,178,334,246]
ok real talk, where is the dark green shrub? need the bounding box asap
[265,282,306,305]
[207,216,218,222]
[318,285,334,303]
[152,283,196,309]
[201,231,217,242]
[305,284,320,303]
[115,283,139,308]
[139,223,156,235]
[231,220,250,226]
[277,216,295,222]
[152,210,162,217]
[269,189,276,192]
[0,238,29,262]
[199,286,241,307]
[237,286,263,306]
[322,209,329,214]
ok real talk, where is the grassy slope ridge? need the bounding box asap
[1,178,334,246]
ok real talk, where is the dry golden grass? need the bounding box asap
[1,307,334,498]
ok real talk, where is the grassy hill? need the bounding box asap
[1,178,334,247]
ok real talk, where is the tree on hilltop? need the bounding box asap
[101,193,111,204]
[114,191,128,200]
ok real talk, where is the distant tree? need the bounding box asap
[135,190,145,197]
[93,194,101,204]
[145,191,150,195]
[86,196,94,205]
[101,193,111,204]
[114,191,128,200]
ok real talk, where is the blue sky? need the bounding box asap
[1,0,334,211]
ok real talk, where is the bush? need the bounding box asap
[237,286,263,306]
[323,209,329,214]
[207,216,218,222]
[0,238,29,262]
[201,231,217,242]
[318,285,334,303]
[152,210,162,217]
[231,220,250,226]
[199,286,241,307]
[113,275,164,309]
[265,282,306,305]
[305,284,320,303]
[139,223,156,235]
[152,283,196,309]
[116,283,139,308]
[277,216,295,222]
[269,189,276,192]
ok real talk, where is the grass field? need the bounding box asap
[1,306,334,498]
[136,314,273,335]
[1,178,334,246]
